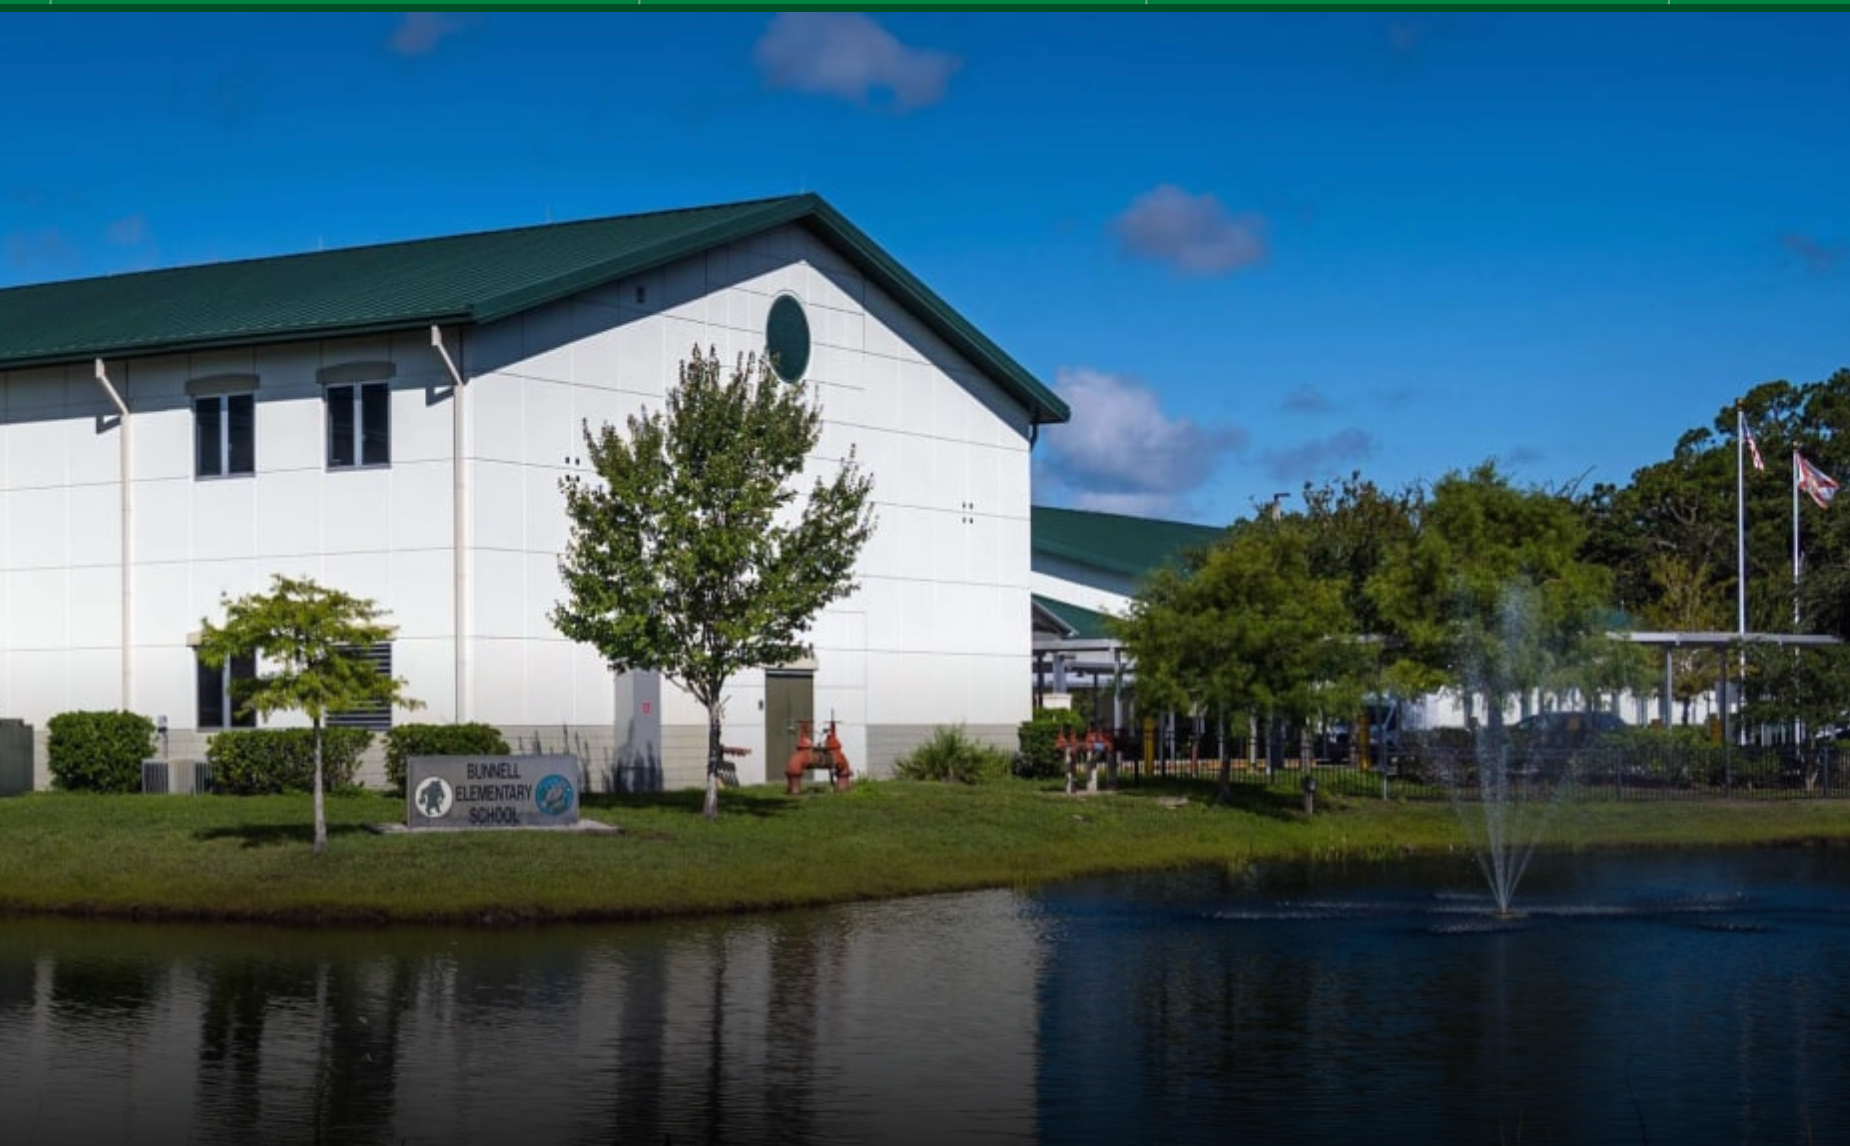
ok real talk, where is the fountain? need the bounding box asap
[1432,722,1576,915]
[1429,583,1588,915]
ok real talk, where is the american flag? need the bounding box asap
[1796,452,1839,509]
[1743,418,1765,472]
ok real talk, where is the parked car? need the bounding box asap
[1510,710,1628,748]
[1501,711,1631,784]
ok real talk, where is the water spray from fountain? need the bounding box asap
[1433,581,1584,915]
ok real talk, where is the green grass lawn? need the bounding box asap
[2,777,1845,926]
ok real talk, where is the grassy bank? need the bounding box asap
[2,778,1847,926]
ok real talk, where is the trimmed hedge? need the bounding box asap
[383,723,511,794]
[47,710,158,793]
[205,728,373,796]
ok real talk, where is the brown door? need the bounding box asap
[765,672,815,776]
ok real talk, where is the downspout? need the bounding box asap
[93,359,131,712]
[431,326,468,723]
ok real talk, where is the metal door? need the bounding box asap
[765,672,815,776]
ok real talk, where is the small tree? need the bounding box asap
[553,346,875,820]
[1115,514,1351,804]
[198,575,421,853]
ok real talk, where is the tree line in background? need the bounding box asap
[1114,368,1850,747]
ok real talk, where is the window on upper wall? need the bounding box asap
[197,650,257,730]
[326,642,395,732]
[327,381,391,468]
[194,393,255,478]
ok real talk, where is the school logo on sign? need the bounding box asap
[535,773,575,817]
[413,776,453,818]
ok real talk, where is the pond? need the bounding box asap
[3,848,1849,1145]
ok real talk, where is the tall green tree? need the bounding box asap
[552,346,875,820]
[1782,369,1850,638]
[1742,641,1850,756]
[1297,471,1424,714]
[1569,369,1850,730]
[198,575,420,853]
[1583,376,1840,641]
[1580,427,1736,627]
[1367,463,1619,726]
[1114,514,1349,802]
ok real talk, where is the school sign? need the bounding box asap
[406,755,581,830]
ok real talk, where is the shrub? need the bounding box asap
[383,723,511,794]
[895,725,1011,784]
[1015,708,1087,779]
[46,710,158,793]
[206,728,373,796]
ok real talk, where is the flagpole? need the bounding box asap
[1734,406,1748,749]
[1792,448,1804,748]
[1737,407,1747,637]
[1793,447,1802,629]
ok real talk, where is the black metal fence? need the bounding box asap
[1111,733,1847,801]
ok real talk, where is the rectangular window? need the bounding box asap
[326,642,395,732]
[194,394,255,477]
[197,651,257,729]
[327,382,391,468]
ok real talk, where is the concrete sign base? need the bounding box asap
[406,755,581,830]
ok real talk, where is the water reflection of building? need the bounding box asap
[0,896,1046,1145]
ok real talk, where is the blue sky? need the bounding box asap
[5,11,1847,524]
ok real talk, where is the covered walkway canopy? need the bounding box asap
[1618,630,1843,733]
[1032,595,1130,725]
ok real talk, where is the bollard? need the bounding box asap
[784,721,815,795]
[1302,773,1318,816]
[823,719,854,792]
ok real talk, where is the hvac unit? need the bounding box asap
[141,760,171,794]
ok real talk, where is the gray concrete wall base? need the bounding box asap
[866,724,1018,779]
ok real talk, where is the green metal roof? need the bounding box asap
[1031,505,1226,581]
[0,193,1067,425]
[1032,594,1119,641]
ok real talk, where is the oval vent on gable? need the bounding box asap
[765,294,811,383]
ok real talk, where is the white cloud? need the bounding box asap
[753,13,960,111]
[1066,490,1194,518]
[390,13,467,57]
[1113,184,1268,276]
[1037,367,1245,518]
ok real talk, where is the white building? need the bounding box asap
[1028,505,1225,724]
[0,194,1068,791]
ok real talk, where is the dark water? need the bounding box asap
[3,849,1849,1145]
